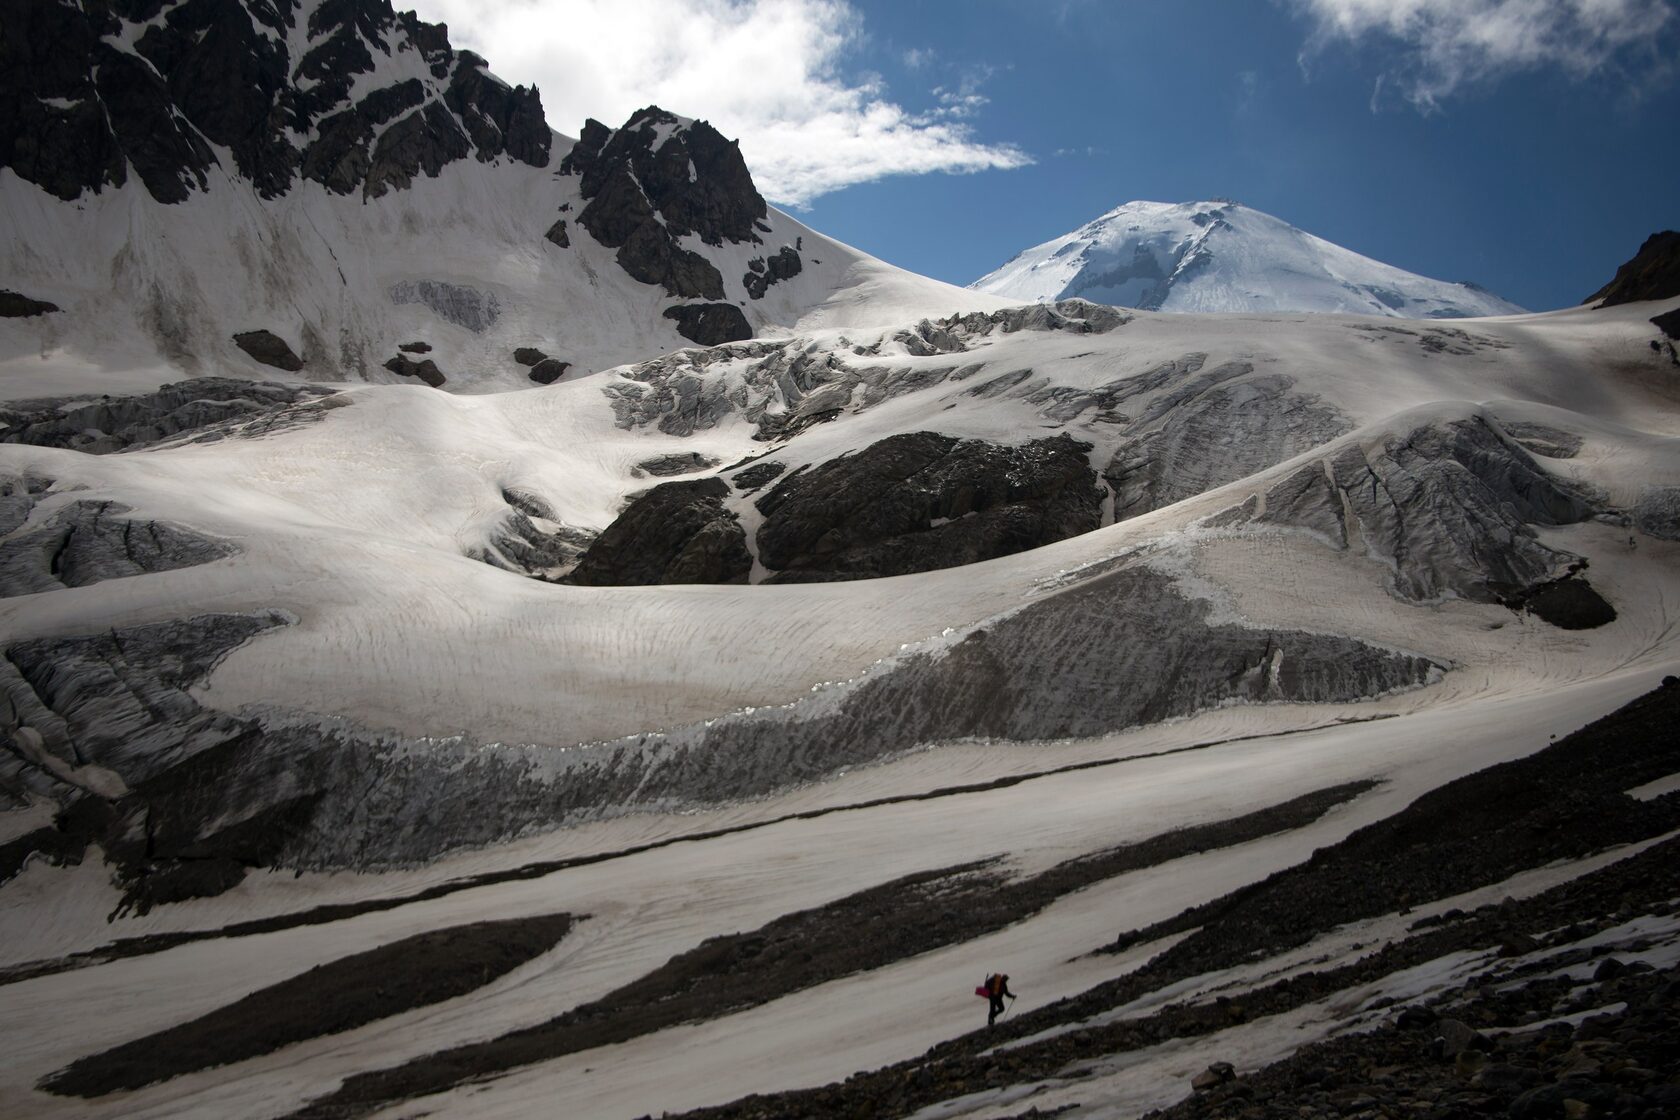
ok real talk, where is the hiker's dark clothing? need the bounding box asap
[986,975,1014,1026]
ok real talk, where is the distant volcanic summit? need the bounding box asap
[970,200,1525,319]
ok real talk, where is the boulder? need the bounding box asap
[1433,1018,1491,1059]
[527,358,568,385]
[232,330,304,372]
[544,218,570,248]
[1191,1062,1236,1091]
[383,355,446,387]
[513,347,548,366]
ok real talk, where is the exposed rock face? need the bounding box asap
[362,102,472,199]
[543,218,570,248]
[382,355,446,387]
[755,432,1105,583]
[388,280,500,332]
[513,347,548,366]
[567,477,751,586]
[441,51,550,168]
[1652,306,1680,340]
[1240,416,1604,610]
[664,303,753,346]
[232,330,305,372]
[562,106,766,298]
[0,290,59,318]
[0,494,236,599]
[0,0,552,205]
[1586,230,1680,307]
[564,106,766,245]
[744,246,803,299]
[0,378,342,454]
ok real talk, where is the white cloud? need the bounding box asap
[410,0,1030,206]
[902,46,936,70]
[1289,0,1676,108]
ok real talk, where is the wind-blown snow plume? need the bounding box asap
[1290,0,1676,108]
[411,0,1031,205]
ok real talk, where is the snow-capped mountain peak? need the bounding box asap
[970,199,1526,319]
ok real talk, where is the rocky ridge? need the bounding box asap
[0,0,550,205]
[1586,230,1680,308]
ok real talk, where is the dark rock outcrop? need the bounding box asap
[744,246,803,299]
[232,330,304,372]
[363,102,471,199]
[382,355,446,387]
[441,51,550,168]
[397,340,432,354]
[1586,230,1680,307]
[1652,306,1680,340]
[564,106,765,298]
[754,432,1104,582]
[1,0,551,205]
[299,78,426,194]
[564,106,766,245]
[729,461,786,491]
[664,303,753,346]
[527,359,569,385]
[513,346,568,382]
[544,218,570,248]
[0,290,59,318]
[567,477,750,586]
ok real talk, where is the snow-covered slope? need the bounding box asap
[970,200,1527,318]
[0,291,1676,1120]
[0,0,987,398]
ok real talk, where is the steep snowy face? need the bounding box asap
[970,200,1526,319]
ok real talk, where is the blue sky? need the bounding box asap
[795,0,1679,311]
[434,0,1679,312]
